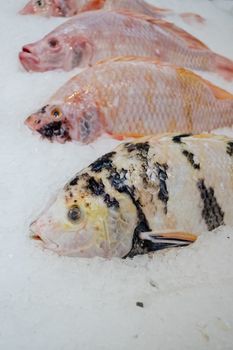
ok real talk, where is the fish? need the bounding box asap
[30,133,233,258]
[18,10,233,79]
[19,0,171,18]
[25,56,233,144]
[19,0,205,25]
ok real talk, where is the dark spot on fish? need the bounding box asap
[182,150,200,170]
[172,134,192,144]
[226,142,233,156]
[125,142,150,154]
[85,174,120,209]
[108,168,128,192]
[80,119,90,134]
[84,121,90,130]
[108,168,156,257]
[69,176,79,187]
[87,177,105,196]
[136,302,144,308]
[69,192,73,198]
[104,194,119,208]
[156,163,169,214]
[38,121,70,141]
[125,142,150,186]
[90,152,116,172]
[38,105,48,114]
[197,179,224,231]
[72,47,83,67]
[84,113,93,121]
[67,172,90,188]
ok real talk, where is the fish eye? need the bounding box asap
[48,38,59,48]
[35,0,45,8]
[51,108,62,119]
[68,206,81,223]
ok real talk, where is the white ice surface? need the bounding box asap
[0,1,233,349]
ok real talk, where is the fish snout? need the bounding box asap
[25,113,42,131]
[29,220,43,241]
[19,1,35,15]
[19,45,40,71]
[30,220,60,251]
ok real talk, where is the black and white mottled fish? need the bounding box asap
[30,133,233,258]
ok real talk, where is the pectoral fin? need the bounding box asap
[108,131,144,141]
[140,229,197,250]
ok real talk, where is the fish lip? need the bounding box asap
[30,228,60,250]
[24,114,40,130]
[31,234,43,242]
[24,115,35,130]
[19,51,40,71]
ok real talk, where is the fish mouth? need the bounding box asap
[30,225,60,251]
[31,232,60,251]
[31,234,43,242]
[19,50,40,71]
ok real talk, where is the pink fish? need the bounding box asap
[25,56,233,144]
[19,0,171,18]
[18,11,233,79]
[19,0,205,25]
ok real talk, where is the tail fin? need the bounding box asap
[213,53,233,81]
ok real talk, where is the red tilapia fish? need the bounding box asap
[30,133,233,258]
[20,0,171,17]
[25,57,233,144]
[19,0,204,25]
[19,10,233,79]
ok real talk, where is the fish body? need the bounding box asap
[19,10,233,79]
[30,133,233,258]
[20,0,171,17]
[25,57,233,144]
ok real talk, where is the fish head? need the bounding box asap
[20,0,76,17]
[19,32,93,71]
[25,104,72,143]
[25,96,103,143]
[30,168,138,258]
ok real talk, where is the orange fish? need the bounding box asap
[25,56,233,144]
[19,10,232,79]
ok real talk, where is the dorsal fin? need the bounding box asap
[115,10,209,50]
